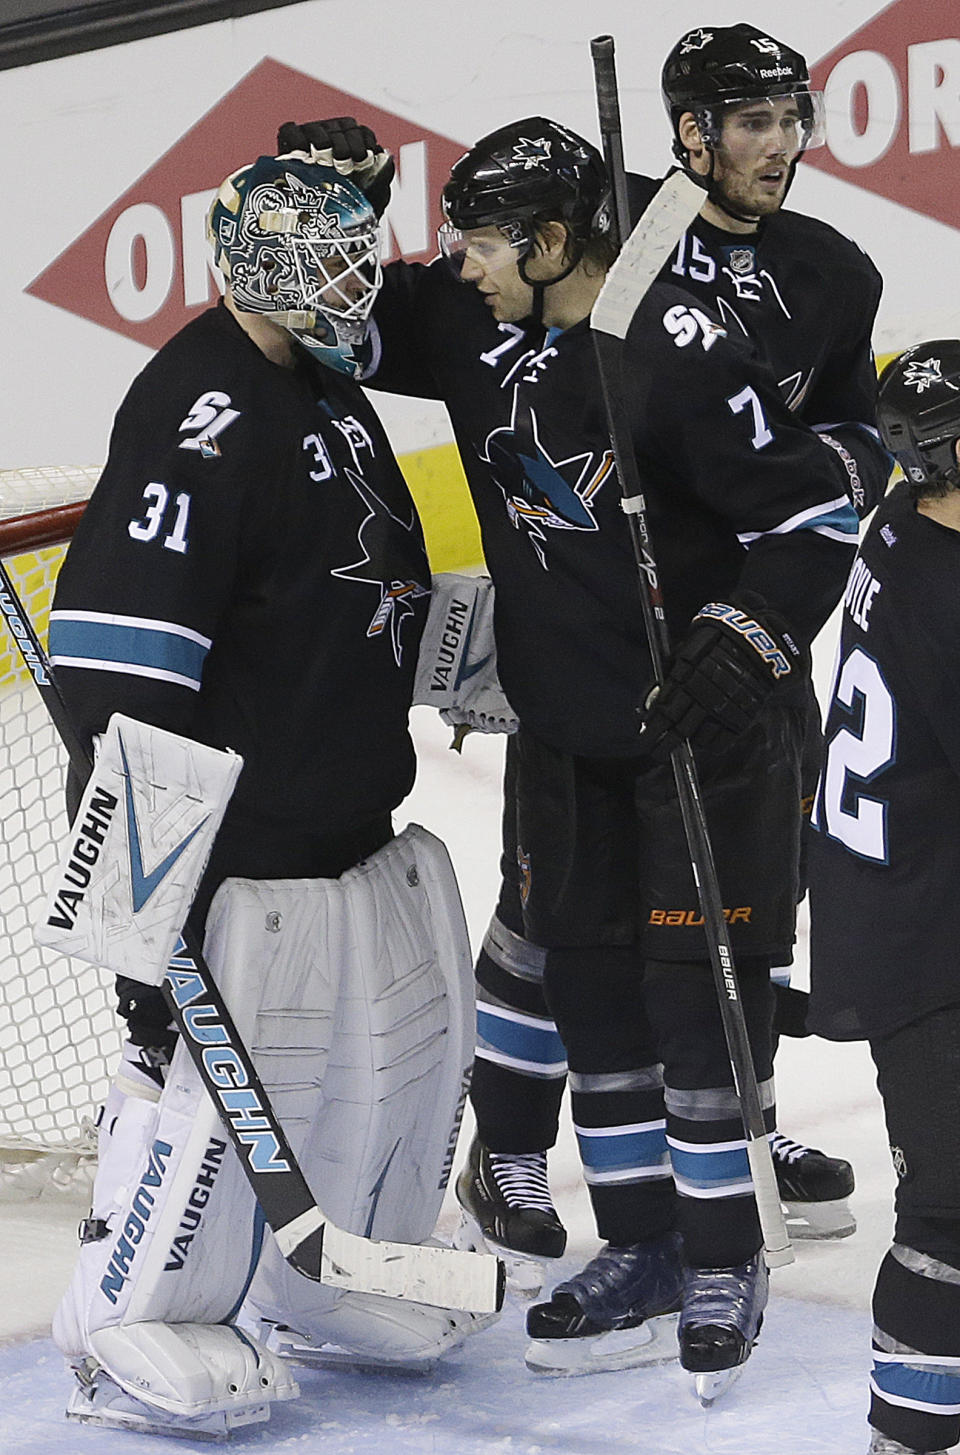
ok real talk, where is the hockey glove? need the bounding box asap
[639,596,801,764]
[277,117,395,218]
[413,574,518,738]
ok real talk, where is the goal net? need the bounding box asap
[0,466,120,1198]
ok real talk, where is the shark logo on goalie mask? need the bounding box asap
[480,389,614,569]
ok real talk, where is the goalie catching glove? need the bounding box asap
[414,573,517,735]
[639,596,801,763]
[277,117,395,219]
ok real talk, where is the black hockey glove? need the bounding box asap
[639,596,801,764]
[276,117,395,218]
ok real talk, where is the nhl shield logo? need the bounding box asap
[727,247,756,276]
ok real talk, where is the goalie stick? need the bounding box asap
[590,35,793,1268]
[0,543,505,1313]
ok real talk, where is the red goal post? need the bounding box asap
[0,466,120,1195]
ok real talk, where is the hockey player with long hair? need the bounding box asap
[277,101,862,1398]
[809,341,960,1455]
[46,151,490,1438]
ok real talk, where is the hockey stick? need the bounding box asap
[590,35,793,1268]
[0,555,505,1312]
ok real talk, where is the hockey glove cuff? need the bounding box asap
[413,574,518,736]
[639,595,800,763]
[277,117,395,218]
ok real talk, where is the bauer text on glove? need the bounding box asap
[638,597,801,763]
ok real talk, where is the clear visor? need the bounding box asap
[438,220,530,280]
[704,89,827,153]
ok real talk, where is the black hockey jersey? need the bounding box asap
[628,172,890,519]
[808,484,960,1040]
[50,302,430,839]
[369,260,858,757]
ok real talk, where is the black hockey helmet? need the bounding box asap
[877,341,960,488]
[441,117,610,250]
[661,24,823,161]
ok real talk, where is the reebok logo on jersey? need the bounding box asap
[118,733,208,913]
[45,784,120,931]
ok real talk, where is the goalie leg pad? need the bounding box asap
[205,824,477,1355]
[53,997,293,1420]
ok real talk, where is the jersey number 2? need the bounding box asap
[816,645,895,862]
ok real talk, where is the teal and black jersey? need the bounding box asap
[50,301,430,838]
[369,260,858,757]
[808,483,960,1040]
[628,172,890,520]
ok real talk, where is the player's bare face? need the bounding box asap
[712,98,804,217]
[454,227,533,322]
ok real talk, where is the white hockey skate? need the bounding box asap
[454,1136,566,1300]
[679,1255,768,1406]
[524,1233,683,1375]
[771,1132,856,1240]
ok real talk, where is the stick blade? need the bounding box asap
[321,1225,506,1312]
[591,170,706,340]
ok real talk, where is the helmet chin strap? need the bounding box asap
[519,243,584,326]
[700,149,760,228]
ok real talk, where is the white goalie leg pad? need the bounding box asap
[199,824,479,1362]
[52,1010,296,1421]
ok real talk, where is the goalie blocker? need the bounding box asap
[53,823,487,1434]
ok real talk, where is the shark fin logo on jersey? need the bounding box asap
[512,137,553,170]
[479,389,613,569]
[902,357,959,395]
[332,469,430,664]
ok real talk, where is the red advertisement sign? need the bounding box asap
[27,58,465,348]
[806,0,960,230]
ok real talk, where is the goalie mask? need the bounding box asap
[207,154,382,378]
[661,25,825,167]
[877,340,960,491]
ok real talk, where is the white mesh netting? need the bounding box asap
[0,466,117,1198]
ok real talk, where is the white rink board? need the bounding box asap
[2,0,959,470]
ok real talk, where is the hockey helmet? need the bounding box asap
[661,24,825,161]
[877,341,960,488]
[207,154,381,378]
[439,117,611,270]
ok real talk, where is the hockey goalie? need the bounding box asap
[39,146,499,1439]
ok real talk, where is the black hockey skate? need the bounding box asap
[678,1254,768,1405]
[524,1233,683,1374]
[771,1131,856,1240]
[454,1135,566,1298]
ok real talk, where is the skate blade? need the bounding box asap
[782,1197,857,1240]
[453,1209,551,1300]
[66,1376,271,1440]
[524,1312,679,1376]
[693,1364,744,1406]
[273,1341,439,1377]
